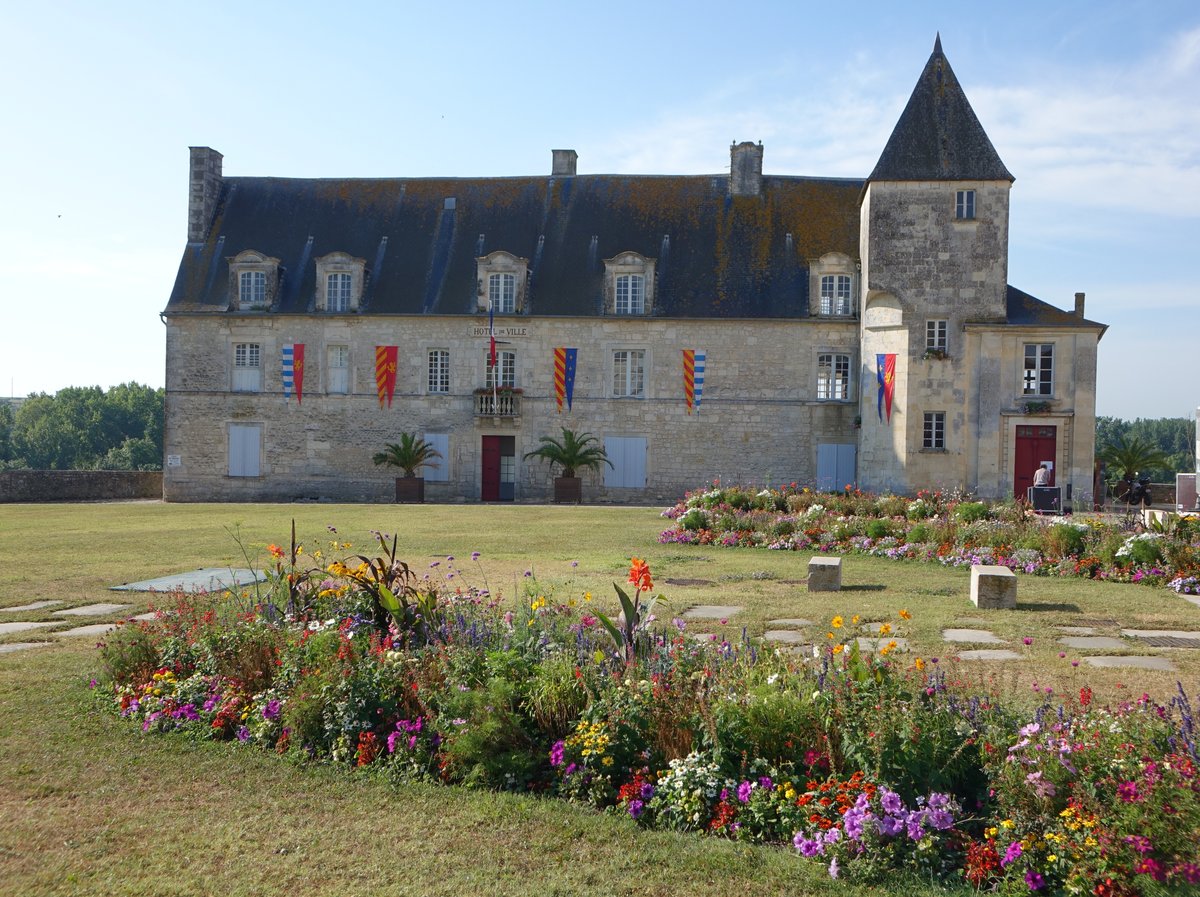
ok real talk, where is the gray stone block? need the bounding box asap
[808,556,842,592]
[970,565,1016,609]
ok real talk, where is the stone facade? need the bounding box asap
[162,38,1106,505]
[0,470,163,502]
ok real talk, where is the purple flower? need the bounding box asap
[737,781,753,803]
[880,788,902,814]
[878,815,904,837]
[828,857,839,879]
[823,827,841,844]
[627,799,644,819]
[236,726,250,742]
[758,776,773,791]
[1025,871,1045,890]
[571,560,578,568]
[1001,841,1023,867]
[550,740,565,767]
[795,836,824,857]
[262,699,281,721]
[471,552,481,561]
[640,782,655,801]
[905,810,927,840]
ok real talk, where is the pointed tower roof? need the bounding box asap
[868,35,1013,182]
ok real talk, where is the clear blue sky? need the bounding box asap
[2,0,1196,418]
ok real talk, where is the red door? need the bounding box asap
[481,436,501,501]
[1014,425,1057,499]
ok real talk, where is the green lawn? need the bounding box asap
[1,501,1196,896]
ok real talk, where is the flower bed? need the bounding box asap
[99,540,1199,893]
[659,484,1200,589]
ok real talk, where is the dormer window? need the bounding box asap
[810,253,857,317]
[315,252,366,312]
[604,252,655,315]
[476,251,529,314]
[228,250,281,310]
[489,273,516,313]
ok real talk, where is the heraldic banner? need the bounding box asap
[876,353,896,423]
[683,349,706,414]
[375,346,398,409]
[282,343,304,404]
[553,347,577,412]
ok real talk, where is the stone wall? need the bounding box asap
[163,314,860,503]
[0,470,163,502]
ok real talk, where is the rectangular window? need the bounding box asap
[489,273,516,313]
[926,320,948,352]
[819,275,852,315]
[612,349,645,397]
[423,433,449,482]
[239,271,266,307]
[327,345,349,394]
[923,412,946,449]
[327,273,352,311]
[1022,343,1054,396]
[955,190,976,220]
[604,436,647,488]
[615,274,645,314]
[232,342,262,392]
[485,350,516,388]
[816,353,850,400]
[228,424,261,477]
[428,349,450,393]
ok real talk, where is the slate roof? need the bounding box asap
[1006,286,1107,335]
[166,173,864,319]
[869,35,1014,183]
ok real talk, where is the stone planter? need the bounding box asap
[395,476,425,503]
[553,476,582,504]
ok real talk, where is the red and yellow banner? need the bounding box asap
[375,346,398,409]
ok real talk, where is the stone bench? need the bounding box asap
[970,565,1016,609]
[808,556,842,592]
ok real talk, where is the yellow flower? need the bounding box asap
[985,826,998,838]
[584,592,593,602]
[833,644,844,655]
[1047,854,1057,863]
[851,615,860,624]
[826,631,834,640]
[914,657,926,671]
[1001,819,1015,829]
[886,640,897,651]
[899,608,911,620]
[878,623,892,635]
[602,756,614,767]
[831,615,844,628]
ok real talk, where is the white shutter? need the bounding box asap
[228,425,261,477]
[424,433,449,482]
[604,436,647,488]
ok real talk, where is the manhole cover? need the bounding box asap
[663,578,714,587]
[1132,636,1200,649]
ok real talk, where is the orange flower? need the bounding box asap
[628,557,654,592]
[899,608,912,620]
[267,544,285,559]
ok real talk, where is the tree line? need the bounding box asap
[1095,415,1195,483]
[0,383,163,471]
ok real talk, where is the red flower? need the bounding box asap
[267,544,285,559]
[628,557,654,593]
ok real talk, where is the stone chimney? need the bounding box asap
[730,141,763,196]
[1074,291,1086,317]
[188,146,223,242]
[551,149,578,177]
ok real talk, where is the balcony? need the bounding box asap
[474,390,521,419]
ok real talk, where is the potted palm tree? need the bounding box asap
[373,434,442,503]
[523,428,612,504]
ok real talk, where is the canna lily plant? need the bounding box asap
[596,557,664,664]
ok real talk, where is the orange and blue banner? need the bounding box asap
[683,349,706,414]
[876,353,896,423]
[282,343,304,403]
[375,346,398,408]
[553,347,577,412]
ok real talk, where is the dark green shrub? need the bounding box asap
[1046,523,1086,558]
[907,522,931,543]
[770,519,796,538]
[865,519,892,539]
[100,624,162,686]
[876,495,908,518]
[680,509,709,531]
[440,677,541,789]
[523,655,588,740]
[712,686,822,776]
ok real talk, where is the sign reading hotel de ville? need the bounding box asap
[470,325,530,338]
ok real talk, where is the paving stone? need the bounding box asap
[763,630,809,644]
[56,623,117,638]
[2,600,64,612]
[1058,636,1127,650]
[111,568,265,593]
[0,621,57,635]
[130,612,158,622]
[682,605,743,620]
[1121,629,1200,640]
[1084,655,1177,672]
[856,636,909,652]
[1056,626,1097,636]
[52,603,133,617]
[943,628,1006,644]
[0,642,50,655]
[1185,596,1200,609]
[663,578,714,586]
[955,649,1022,661]
[767,618,814,627]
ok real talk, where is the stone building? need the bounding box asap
[162,37,1106,504]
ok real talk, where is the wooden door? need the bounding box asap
[481,436,501,501]
[1014,425,1057,498]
